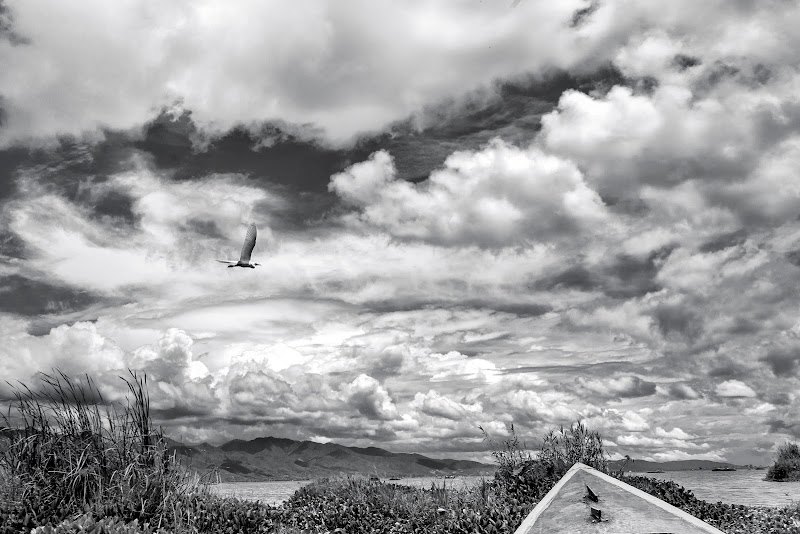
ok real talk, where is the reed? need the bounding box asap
[0,370,204,531]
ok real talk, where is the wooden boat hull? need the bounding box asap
[514,462,724,534]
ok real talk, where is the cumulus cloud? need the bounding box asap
[344,374,399,421]
[412,390,474,421]
[329,140,608,247]
[0,322,125,392]
[127,328,209,383]
[715,380,757,398]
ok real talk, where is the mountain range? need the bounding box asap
[165,435,759,482]
[166,436,496,482]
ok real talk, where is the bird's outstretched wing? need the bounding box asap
[216,260,237,264]
[238,223,257,263]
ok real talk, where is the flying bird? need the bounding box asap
[217,222,260,268]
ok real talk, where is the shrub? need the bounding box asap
[483,420,608,505]
[0,370,203,531]
[766,442,800,482]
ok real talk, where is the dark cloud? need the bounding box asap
[138,112,350,194]
[0,146,28,200]
[570,1,599,28]
[616,376,657,398]
[0,275,100,316]
[672,54,702,71]
[764,392,793,406]
[0,228,26,259]
[601,249,671,298]
[533,265,599,292]
[535,249,670,298]
[700,61,741,88]
[3,136,142,224]
[766,419,800,438]
[654,303,704,344]
[761,347,800,376]
[577,375,657,399]
[371,66,628,191]
[152,405,212,420]
[89,188,137,225]
[725,316,761,336]
[362,349,405,381]
[708,355,751,380]
[699,229,747,253]
[667,383,701,400]
[785,248,800,268]
[0,1,29,46]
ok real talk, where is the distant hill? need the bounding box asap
[165,436,496,482]
[160,437,762,482]
[607,458,755,473]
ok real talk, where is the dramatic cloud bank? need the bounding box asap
[2,0,800,465]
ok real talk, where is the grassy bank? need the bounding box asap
[2,374,800,533]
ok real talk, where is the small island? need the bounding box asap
[765,442,800,482]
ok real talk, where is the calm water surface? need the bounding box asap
[638,469,800,507]
[210,471,800,508]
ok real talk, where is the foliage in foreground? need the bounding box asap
[2,372,800,534]
[482,421,608,504]
[484,422,800,534]
[0,371,205,532]
[765,441,800,482]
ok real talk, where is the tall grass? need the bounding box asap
[538,420,608,476]
[0,370,203,531]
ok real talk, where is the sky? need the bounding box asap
[1,0,800,467]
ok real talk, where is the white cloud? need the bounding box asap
[412,390,480,421]
[0,322,125,387]
[582,409,651,433]
[330,140,608,247]
[0,0,585,147]
[127,328,209,383]
[649,450,725,463]
[423,351,499,383]
[715,380,757,398]
[654,427,695,440]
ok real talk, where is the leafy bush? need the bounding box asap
[766,442,800,481]
[274,475,532,534]
[30,515,160,534]
[482,420,608,505]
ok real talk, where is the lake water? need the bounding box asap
[210,471,800,508]
[636,470,800,508]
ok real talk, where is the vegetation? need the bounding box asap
[765,442,800,482]
[481,421,608,504]
[0,371,208,533]
[3,372,800,533]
